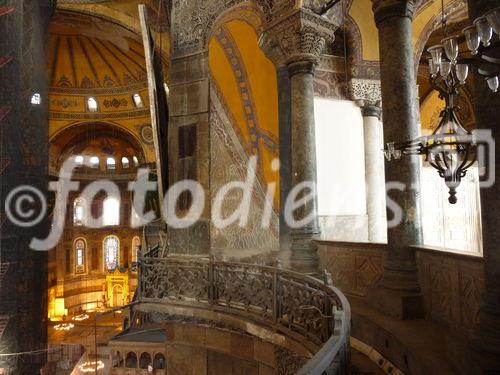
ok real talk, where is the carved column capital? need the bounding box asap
[360,103,382,120]
[372,0,415,26]
[260,8,338,68]
[350,78,382,102]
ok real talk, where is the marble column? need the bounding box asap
[287,59,321,271]
[260,8,338,272]
[467,0,500,365]
[368,0,424,319]
[360,102,387,243]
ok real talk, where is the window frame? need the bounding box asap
[103,235,120,272]
[74,237,87,274]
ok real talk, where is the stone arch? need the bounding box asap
[205,1,267,46]
[413,0,468,64]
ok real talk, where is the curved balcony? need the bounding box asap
[134,256,351,375]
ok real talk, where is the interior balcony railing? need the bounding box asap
[135,255,351,375]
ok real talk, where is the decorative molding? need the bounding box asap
[49,108,150,120]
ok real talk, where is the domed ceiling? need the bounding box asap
[49,11,147,91]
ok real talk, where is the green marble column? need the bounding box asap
[368,0,424,319]
[287,60,321,271]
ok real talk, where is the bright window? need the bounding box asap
[103,197,120,226]
[90,156,99,168]
[132,156,139,166]
[87,97,98,112]
[132,236,141,263]
[122,157,130,169]
[31,93,41,105]
[75,238,86,274]
[133,94,144,108]
[73,198,86,226]
[74,155,84,166]
[314,98,366,216]
[104,235,119,271]
[107,157,116,170]
[421,165,483,255]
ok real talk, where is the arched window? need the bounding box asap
[132,156,139,166]
[73,198,86,226]
[133,93,144,108]
[139,352,152,369]
[153,353,166,369]
[125,352,137,368]
[106,157,116,170]
[121,157,130,169]
[74,155,84,166]
[103,197,120,226]
[90,156,99,169]
[74,238,86,274]
[87,97,98,112]
[103,235,119,271]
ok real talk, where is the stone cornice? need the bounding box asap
[372,0,415,26]
[260,8,339,67]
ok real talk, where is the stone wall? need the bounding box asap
[318,240,485,337]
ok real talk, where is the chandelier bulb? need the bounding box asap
[485,7,500,36]
[487,76,499,92]
[475,17,493,47]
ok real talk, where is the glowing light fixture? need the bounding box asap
[54,323,74,331]
[79,360,104,372]
[72,314,89,322]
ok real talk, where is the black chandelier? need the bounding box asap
[384,5,500,204]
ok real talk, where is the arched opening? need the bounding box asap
[125,352,137,368]
[153,353,166,369]
[139,352,152,369]
[112,284,124,307]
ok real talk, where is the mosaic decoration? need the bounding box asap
[139,124,154,144]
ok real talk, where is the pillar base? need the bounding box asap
[290,226,320,274]
[367,262,424,319]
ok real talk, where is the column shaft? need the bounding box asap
[288,61,321,271]
[369,1,424,319]
[361,106,387,243]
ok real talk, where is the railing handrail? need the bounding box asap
[137,256,351,375]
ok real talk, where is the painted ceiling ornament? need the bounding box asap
[140,124,154,144]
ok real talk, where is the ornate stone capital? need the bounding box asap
[260,8,338,68]
[350,78,382,103]
[372,0,415,26]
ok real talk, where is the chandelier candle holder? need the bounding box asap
[78,360,105,373]
[54,322,74,331]
[72,313,89,322]
[384,6,500,204]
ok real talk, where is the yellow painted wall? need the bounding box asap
[209,20,279,207]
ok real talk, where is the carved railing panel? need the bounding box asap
[138,256,351,375]
[212,263,275,319]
